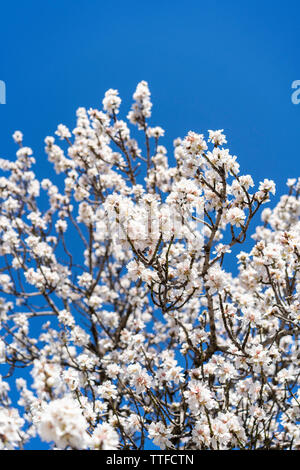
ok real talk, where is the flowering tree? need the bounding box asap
[0,81,299,450]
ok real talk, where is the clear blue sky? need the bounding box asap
[0,0,299,449]
[0,0,299,189]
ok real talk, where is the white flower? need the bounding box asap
[37,396,89,449]
[287,178,296,187]
[103,89,122,115]
[182,131,208,156]
[12,131,23,144]
[87,295,102,309]
[148,422,174,449]
[127,364,153,394]
[184,381,216,412]
[127,81,152,126]
[226,207,246,227]
[258,179,276,195]
[147,126,165,138]
[90,422,119,450]
[208,129,227,146]
[16,146,33,158]
[58,309,75,327]
[55,124,71,140]
[0,407,24,450]
[97,381,117,400]
[192,420,211,447]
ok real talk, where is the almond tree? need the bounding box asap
[0,82,299,450]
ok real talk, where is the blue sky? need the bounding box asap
[0,0,299,449]
[0,0,299,189]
